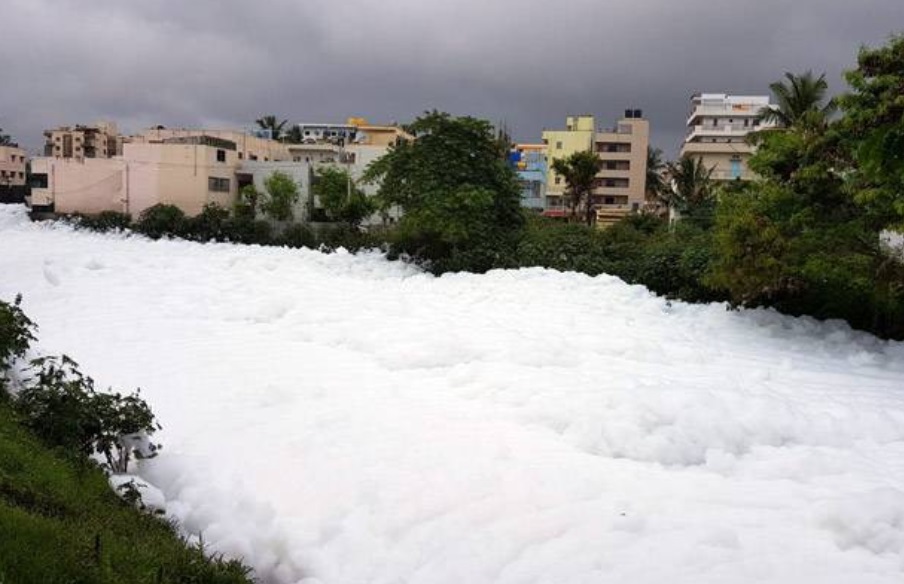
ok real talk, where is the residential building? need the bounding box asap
[30,135,240,216]
[542,115,595,212]
[593,110,649,226]
[43,121,122,159]
[0,144,27,187]
[680,93,775,181]
[135,128,291,163]
[346,118,412,147]
[508,144,547,211]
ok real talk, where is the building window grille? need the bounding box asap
[208,177,230,192]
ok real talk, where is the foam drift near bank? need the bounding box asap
[1,205,903,583]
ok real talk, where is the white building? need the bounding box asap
[680,93,775,181]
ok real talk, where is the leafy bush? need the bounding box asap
[223,216,273,245]
[278,223,317,249]
[136,204,188,239]
[261,171,299,222]
[15,355,159,473]
[188,203,230,242]
[71,211,133,232]
[0,295,36,377]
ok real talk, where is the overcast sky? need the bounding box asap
[3,0,902,157]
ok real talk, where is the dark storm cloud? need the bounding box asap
[2,0,903,156]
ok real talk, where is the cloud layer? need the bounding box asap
[3,0,902,156]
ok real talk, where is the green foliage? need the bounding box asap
[0,295,36,378]
[15,355,159,472]
[709,51,904,339]
[363,111,524,272]
[758,71,836,129]
[136,204,188,240]
[188,203,230,242]
[550,150,604,225]
[261,171,299,222]
[223,216,273,245]
[666,156,716,215]
[234,185,261,221]
[76,211,133,232]
[838,34,904,230]
[0,128,11,146]
[277,223,317,248]
[0,401,252,583]
[313,167,376,227]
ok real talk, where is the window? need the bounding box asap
[730,158,742,179]
[554,176,561,185]
[208,177,230,192]
[18,172,24,179]
[604,196,615,205]
[238,152,244,160]
[216,149,226,162]
[556,141,563,150]
[30,173,48,188]
[712,119,718,127]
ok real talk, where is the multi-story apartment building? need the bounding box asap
[508,144,547,211]
[593,110,649,225]
[541,112,649,225]
[679,93,774,181]
[542,115,595,212]
[0,144,27,187]
[43,121,122,159]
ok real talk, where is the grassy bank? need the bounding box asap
[0,398,253,583]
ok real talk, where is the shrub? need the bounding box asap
[136,204,188,239]
[223,216,273,245]
[84,211,133,232]
[278,223,316,249]
[0,295,36,377]
[16,355,159,473]
[188,203,230,242]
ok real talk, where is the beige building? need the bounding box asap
[30,135,240,216]
[593,110,649,225]
[680,93,774,181]
[135,128,291,163]
[44,122,122,159]
[0,144,27,187]
[541,112,649,225]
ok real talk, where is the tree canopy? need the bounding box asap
[550,151,603,225]
[362,111,523,272]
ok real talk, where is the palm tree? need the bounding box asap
[551,150,604,226]
[645,147,668,206]
[666,156,715,212]
[255,115,288,141]
[759,71,836,129]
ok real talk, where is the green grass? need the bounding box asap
[0,399,254,584]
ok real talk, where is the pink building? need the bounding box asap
[30,136,239,217]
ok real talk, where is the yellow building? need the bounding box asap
[346,117,413,147]
[542,115,595,210]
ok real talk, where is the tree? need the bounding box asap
[261,171,299,222]
[312,167,375,227]
[285,125,303,144]
[838,34,904,231]
[645,147,668,206]
[550,150,603,226]
[666,156,715,211]
[234,184,262,220]
[758,71,836,130]
[362,111,524,272]
[255,115,288,141]
[0,128,11,146]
